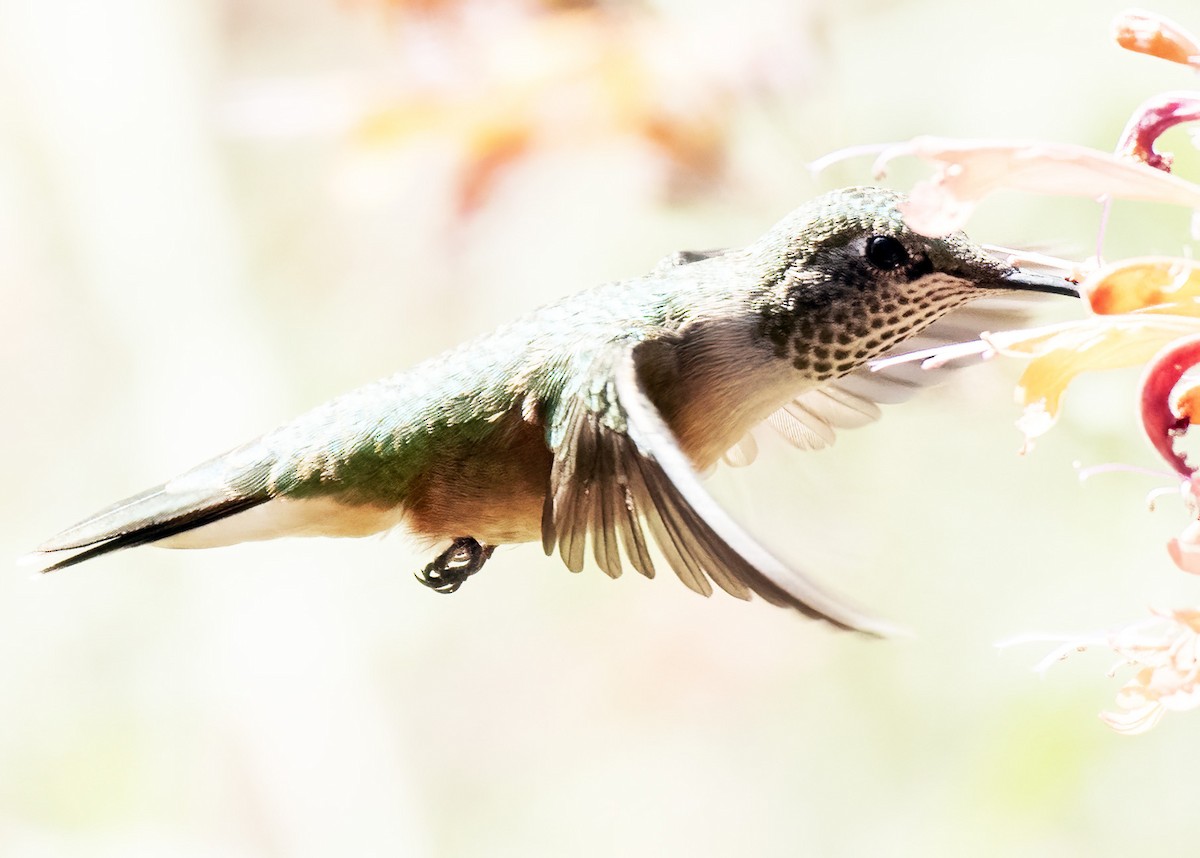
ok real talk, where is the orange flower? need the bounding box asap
[876,258,1200,449]
[1086,256,1200,315]
[1112,9,1200,69]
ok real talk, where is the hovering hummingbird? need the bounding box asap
[31,187,1075,635]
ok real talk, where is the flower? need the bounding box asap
[1167,515,1200,574]
[866,136,1200,236]
[861,10,1200,732]
[880,255,1200,585]
[1112,8,1200,69]
[1116,92,1200,172]
[822,7,1200,732]
[990,258,1200,449]
[1020,608,1200,734]
[1139,333,1200,478]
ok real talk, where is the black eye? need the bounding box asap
[865,235,909,270]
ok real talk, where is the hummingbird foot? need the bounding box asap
[415,537,495,594]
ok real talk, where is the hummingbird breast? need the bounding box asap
[400,406,553,545]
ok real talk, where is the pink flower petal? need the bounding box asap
[875,137,1200,236]
[1167,526,1200,574]
[1116,92,1200,172]
[898,180,976,238]
[1100,701,1165,734]
[1159,682,1200,711]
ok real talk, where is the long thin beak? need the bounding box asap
[996,268,1079,298]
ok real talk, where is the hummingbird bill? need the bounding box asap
[32,187,1076,635]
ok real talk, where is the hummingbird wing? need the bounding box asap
[541,339,897,636]
[761,296,1044,455]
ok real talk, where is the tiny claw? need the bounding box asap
[415,537,495,594]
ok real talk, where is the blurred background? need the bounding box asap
[4,0,1200,855]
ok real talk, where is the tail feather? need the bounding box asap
[34,444,274,572]
[35,493,271,572]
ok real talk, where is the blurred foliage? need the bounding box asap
[233,0,819,215]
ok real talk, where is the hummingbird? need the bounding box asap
[31,187,1075,635]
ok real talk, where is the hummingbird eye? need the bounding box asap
[865,235,909,271]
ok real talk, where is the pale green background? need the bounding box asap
[3,1,1200,855]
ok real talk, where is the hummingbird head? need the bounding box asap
[753,186,1077,381]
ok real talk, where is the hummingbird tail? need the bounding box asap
[29,482,272,573]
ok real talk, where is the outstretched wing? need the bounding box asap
[540,339,896,636]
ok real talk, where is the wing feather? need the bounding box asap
[542,340,895,635]
[590,429,624,579]
[617,342,896,635]
[631,456,713,598]
[608,430,655,578]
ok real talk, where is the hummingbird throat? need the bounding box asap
[775,273,971,383]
